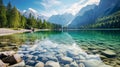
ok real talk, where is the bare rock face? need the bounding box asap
[35,62,44,67]
[45,61,60,67]
[101,49,116,58]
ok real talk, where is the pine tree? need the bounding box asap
[9,6,20,28]
[42,20,47,29]
[6,1,12,28]
[26,14,37,28]
[21,16,26,28]
[0,0,7,27]
[37,19,42,29]
[7,1,12,12]
[0,0,3,6]
[31,16,37,28]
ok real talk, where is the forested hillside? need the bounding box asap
[0,0,61,29]
[81,10,120,29]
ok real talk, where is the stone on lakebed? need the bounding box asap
[70,61,78,67]
[60,56,73,64]
[101,49,116,58]
[35,62,44,67]
[45,61,60,67]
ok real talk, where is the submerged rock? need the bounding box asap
[78,63,85,67]
[26,60,37,66]
[67,51,79,57]
[70,61,78,67]
[45,61,60,67]
[81,60,112,67]
[101,50,116,58]
[60,57,73,64]
[35,62,44,67]
[10,60,25,67]
[0,42,10,46]
[64,64,70,67]
[88,47,96,50]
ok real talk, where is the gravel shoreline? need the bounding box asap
[0,28,31,36]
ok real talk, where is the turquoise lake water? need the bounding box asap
[0,30,120,67]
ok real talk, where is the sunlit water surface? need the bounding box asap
[0,30,120,67]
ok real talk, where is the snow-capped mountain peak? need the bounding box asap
[21,8,48,20]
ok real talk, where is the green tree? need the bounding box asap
[21,16,26,28]
[37,19,42,29]
[6,1,12,28]
[0,0,3,6]
[42,20,47,29]
[31,16,37,28]
[7,1,12,12]
[26,14,37,28]
[9,6,20,28]
[0,0,7,27]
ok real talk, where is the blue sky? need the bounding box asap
[3,0,100,17]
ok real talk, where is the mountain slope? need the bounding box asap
[76,4,96,16]
[69,0,120,29]
[48,13,74,26]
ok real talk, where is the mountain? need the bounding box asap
[48,13,74,26]
[21,8,48,21]
[68,0,120,29]
[76,4,96,16]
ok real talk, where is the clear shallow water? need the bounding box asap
[0,30,120,67]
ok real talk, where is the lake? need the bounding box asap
[0,30,120,67]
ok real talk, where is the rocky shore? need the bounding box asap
[0,28,31,36]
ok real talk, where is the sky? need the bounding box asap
[3,0,100,17]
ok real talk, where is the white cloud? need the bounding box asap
[40,0,61,9]
[41,10,59,17]
[64,0,100,15]
[34,0,100,17]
